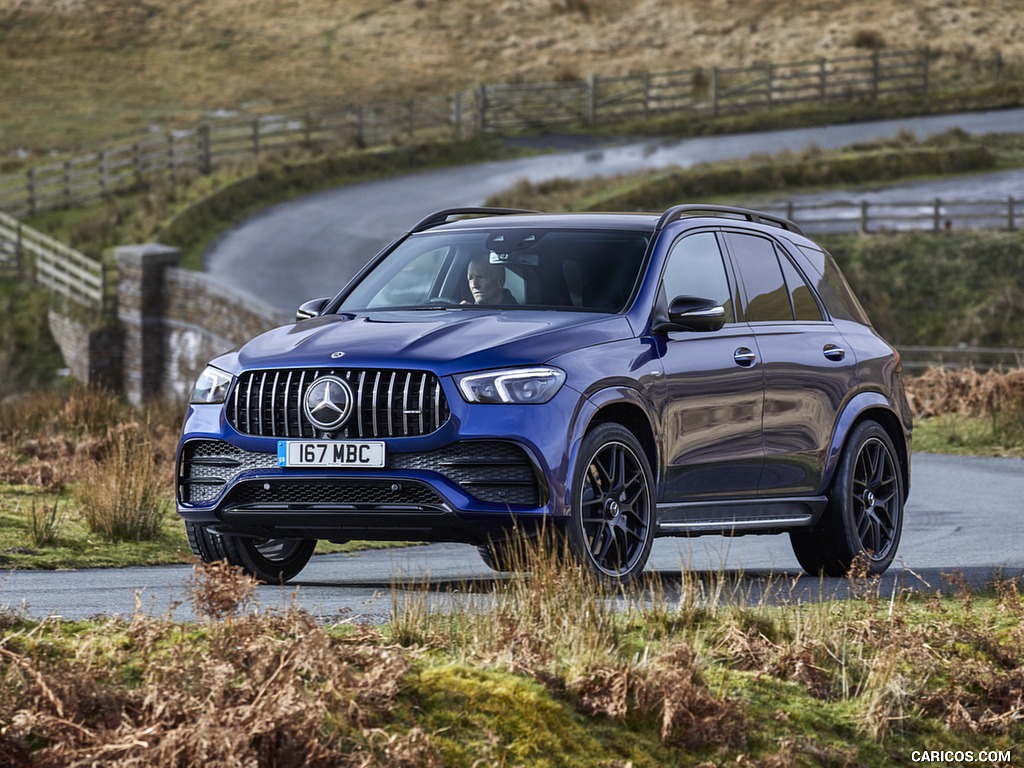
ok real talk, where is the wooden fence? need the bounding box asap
[0,209,104,309]
[768,197,1020,234]
[0,49,931,219]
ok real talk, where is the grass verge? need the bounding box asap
[1,552,1022,766]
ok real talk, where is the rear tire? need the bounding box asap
[185,521,316,584]
[790,420,904,577]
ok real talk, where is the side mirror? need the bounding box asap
[656,295,726,333]
[296,297,330,321]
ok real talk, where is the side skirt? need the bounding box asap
[655,496,827,537]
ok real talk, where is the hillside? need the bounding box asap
[0,0,1019,155]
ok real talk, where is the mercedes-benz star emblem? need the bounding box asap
[303,375,354,432]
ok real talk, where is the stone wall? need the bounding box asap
[161,263,290,402]
[50,244,290,405]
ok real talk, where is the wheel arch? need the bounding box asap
[569,387,660,495]
[826,392,911,501]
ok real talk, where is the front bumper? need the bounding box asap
[177,436,552,542]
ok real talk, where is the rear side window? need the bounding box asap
[778,251,824,321]
[725,233,791,322]
[795,245,872,325]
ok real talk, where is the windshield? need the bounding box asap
[338,228,650,312]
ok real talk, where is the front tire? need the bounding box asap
[185,521,316,583]
[566,423,655,583]
[790,420,904,576]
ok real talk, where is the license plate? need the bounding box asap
[277,441,386,468]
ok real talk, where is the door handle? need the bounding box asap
[733,347,757,367]
[823,343,846,362]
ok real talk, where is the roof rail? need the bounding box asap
[410,207,539,233]
[655,204,804,236]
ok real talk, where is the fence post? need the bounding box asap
[1009,197,1016,232]
[134,143,144,186]
[819,58,827,99]
[453,92,463,139]
[252,120,260,159]
[27,168,37,216]
[407,99,415,138]
[644,72,652,119]
[99,151,108,196]
[765,62,773,106]
[871,51,880,100]
[199,125,212,174]
[304,112,313,148]
[168,133,177,185]
[64,159,72,207]
[477,85,487,135]
[933,198,941,231]
[922,47,930,95]
[711,67,719,117]
[15,220,24,278]
[859,200,870,234]
[583,75,594,124]
[994,49,1003,83]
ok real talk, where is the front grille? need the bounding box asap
[227,368,450,439]
[179,440,542,507]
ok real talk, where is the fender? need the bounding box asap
[823,390,903,492]
[561,384,661,512]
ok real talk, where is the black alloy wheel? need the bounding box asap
[790,420,904,576]
[185,521,317,583]
[568,423,655,582]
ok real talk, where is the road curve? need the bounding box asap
[205,108,1024,312]
[3,453,1022,623]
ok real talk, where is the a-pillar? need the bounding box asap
[115,243,182,406]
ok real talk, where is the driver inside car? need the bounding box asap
[463,256,518,305]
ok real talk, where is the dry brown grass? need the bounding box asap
[904,366,1024,418]
[0,387,180,541]
[0,0,1019,154]
[2,553,1024,763]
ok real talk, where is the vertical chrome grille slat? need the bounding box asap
[371,371,381,436]
[418,373,427,435]
[297,370,308,438]
[226,368,448,438]
[402,373,412,436]
[386,372,397,437]
[283,371,293,437]
[244,375,254,434]
[357,371,366,438]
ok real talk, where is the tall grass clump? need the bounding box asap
[26,499,65,548]
[74,425,167,541]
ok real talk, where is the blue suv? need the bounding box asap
[176,205,912,583]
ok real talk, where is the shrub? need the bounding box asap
[75,426,167,541]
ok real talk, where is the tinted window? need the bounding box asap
[726,233,791,322]
[663,232,735,322]
[796,244,872,325]
[778,251,824,321]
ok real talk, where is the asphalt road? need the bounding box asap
[205,107,1024,312]
[3,453,1023,623]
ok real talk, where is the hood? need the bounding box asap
[214,309,634,376]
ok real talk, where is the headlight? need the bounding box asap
[189,366,234,405]
[457,367,566,404]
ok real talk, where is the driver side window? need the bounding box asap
[663,233,735,323]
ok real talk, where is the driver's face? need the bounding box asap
[467,261,505,304]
